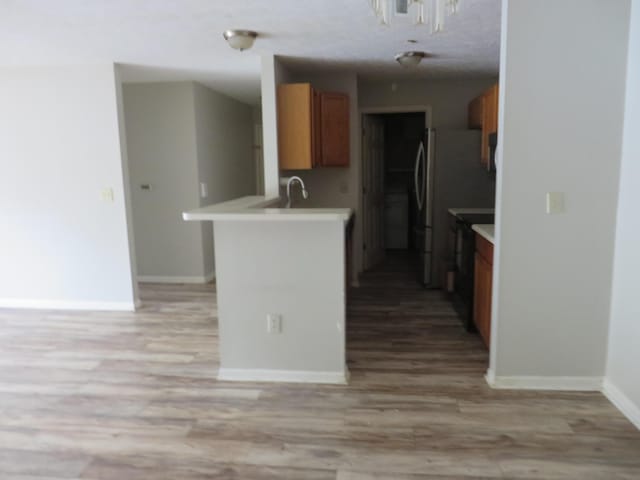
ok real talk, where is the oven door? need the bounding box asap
[453,222,478,331]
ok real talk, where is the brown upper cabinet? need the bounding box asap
[468,82,499,167]
[468,95,484,130]
[277,83,350,170]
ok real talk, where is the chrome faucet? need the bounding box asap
[280,176,309,208]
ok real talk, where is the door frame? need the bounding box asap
[359,105,432,272]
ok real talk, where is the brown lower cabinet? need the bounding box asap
[473,234,494,349]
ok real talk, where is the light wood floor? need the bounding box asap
[0,254,639,479]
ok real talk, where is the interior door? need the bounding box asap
[362,115,385,270]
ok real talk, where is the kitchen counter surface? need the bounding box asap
[183,196,353,223]
[472,224,495,244]
[448,207,495,218]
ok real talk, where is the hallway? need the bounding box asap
[0,258,638,478]
[349,253,488,378]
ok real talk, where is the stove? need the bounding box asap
[456,213,495,226]
[451,212,494,331]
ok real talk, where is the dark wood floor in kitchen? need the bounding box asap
[1,254,639,479]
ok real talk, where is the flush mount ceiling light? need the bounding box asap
[223,29,258,51]
[369,0,460,33]
[395,51,428,67]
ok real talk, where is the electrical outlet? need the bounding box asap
[101,188,114,203]
[266,314,282,334]
[200,182,208,199]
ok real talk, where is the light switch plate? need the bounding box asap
[266,314,282,334]
[200,182,208,199]
[546,192,565,214]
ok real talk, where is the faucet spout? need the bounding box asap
[281,176,309,208]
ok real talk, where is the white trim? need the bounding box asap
[485,368,496,386]
[486,374,603,391]
[0,299,136,312]
[138,272,215,284]
[602,379,640,430]
[218,367,350,385]
[359,105,433,127]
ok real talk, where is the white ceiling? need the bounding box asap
[0,0,501,105]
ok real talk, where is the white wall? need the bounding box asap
[605,0,640,427]
[490,0,631,385]
[193,82,256,278]
[358,78,497,128]
[114,66,140,304]
[124,81,255,282]
[123,82,206,281]
[0,64,136,310]
[260,54,290,197]
[214,219,347,382]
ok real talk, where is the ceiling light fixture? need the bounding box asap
[369,0,460,32]
[223,29,258,51]
[395,51,428,68]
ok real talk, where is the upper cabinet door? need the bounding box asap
[480,83,499,166]
[277,83,314,170]
[468,95,484,130]
[319,92,350,167]
[312,89,322,168]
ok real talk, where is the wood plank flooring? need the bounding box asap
[0,254,638,479]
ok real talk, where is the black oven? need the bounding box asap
[451,213,495,331]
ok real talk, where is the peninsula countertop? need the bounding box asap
[448,207,495,218]
[472,224,495,244]
[183,196,353,223]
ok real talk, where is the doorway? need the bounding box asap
[361,108,430,278]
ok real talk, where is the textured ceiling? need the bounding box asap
[0,0,501,105]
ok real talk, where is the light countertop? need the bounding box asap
[183,196,353,223]
[472,224,495,244]
[448,207,495,218]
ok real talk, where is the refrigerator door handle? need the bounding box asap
[424,129,434,226]
[414,141,425,211]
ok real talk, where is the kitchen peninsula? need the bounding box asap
[184,196,353,384]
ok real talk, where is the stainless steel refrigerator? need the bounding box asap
[413,128,495,287]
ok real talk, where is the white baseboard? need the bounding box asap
[602,379,640,430]
[218,367,350,385]
[486,373,603,391]
[485,368,496,386]
[138,271,215,284]
[0,298,136,312]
